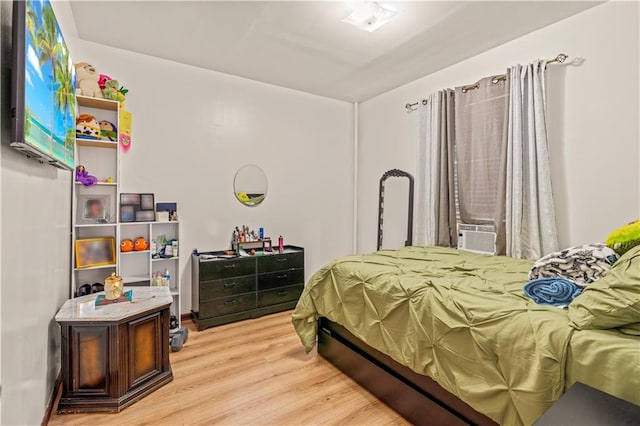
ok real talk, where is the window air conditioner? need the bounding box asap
[457,223,497,255]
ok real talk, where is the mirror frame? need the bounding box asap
[233,164,268,207]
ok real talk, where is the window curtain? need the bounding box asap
[415,90,457,247]
[505,60,559,259]
[454,77,509,254]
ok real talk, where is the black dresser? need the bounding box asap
[191,246,304,331]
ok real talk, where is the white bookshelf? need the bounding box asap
[71,96,120,299]
[70,95,182,328]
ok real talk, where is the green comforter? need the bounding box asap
[292,246,573,425]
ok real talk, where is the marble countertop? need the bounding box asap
[55,287,173,322]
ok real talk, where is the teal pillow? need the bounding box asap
[568,244,640,330]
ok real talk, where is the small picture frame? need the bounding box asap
[140,193,155,211]
[120,193,141,205]
[120,205,135,222]
[119,193,157,222]
[135,210,155,222]
[75,237,116,269]
[263,238,272,252]
[77,195,111,224]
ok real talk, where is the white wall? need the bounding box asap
[66,38,355,314]
[0,2,72,424]
[357,1,640,254]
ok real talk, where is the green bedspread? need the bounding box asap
[566,328,640,407]
[292,246,574,425]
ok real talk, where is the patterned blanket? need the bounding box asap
[529,243,619,286]
[523,277,583,307]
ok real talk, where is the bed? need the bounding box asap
[292,246,640,425]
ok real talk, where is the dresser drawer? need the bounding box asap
[199,258,255,280]
[257,285,304,308]
[258,268,304,291]
[200,276,255,301]
[257,251,304,273]
[199,293,256,318]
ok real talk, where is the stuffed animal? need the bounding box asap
[75,165,98,186]
[102,80,126,102]
[74,62,103,98]
[134,237,149,251]
[99,120,118,141]
[98,74,112,90]
[76,114,101,139]
[120,239,134,252]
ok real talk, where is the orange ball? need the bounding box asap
[120,239,133,252]
[134,237,149,251]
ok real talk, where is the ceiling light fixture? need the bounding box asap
[342,2,397,33]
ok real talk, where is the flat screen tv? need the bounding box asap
[11,0,76,170]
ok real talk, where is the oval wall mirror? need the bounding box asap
[233,164,268,206]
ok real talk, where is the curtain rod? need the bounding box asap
[405,53,568,112]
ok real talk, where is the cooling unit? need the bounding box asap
[457,223,497,255]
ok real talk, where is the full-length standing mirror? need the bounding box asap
[377,169,414,250]
[234,164,268,206]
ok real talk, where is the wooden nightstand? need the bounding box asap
[55,287,173,413]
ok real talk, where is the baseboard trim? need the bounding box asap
[41,371,62,426]
[181,313,191,323]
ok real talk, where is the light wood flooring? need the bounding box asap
[49,311,407,425]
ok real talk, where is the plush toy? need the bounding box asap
[102,80,127,103]
[134,237,149,251]
[75,165,98,186]
[606,219,640,255]
[99,120,118,141]
[74,62,103,98]
[76,113,101,139]
[120,239,134,252]
[98,74,112,90]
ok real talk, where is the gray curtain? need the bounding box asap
[415,89,457,247]
[454,77,509,254]
[505,61,559,259]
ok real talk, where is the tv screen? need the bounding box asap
[11,0,76,170]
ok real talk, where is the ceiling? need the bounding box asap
[69,1,600,102]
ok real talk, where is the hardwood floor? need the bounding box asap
[49,311,408,425]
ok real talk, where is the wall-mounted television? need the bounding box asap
[10,0,76,170]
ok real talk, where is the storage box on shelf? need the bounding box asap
[71,96,120,298]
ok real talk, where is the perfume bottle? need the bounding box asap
[278,235,284,253]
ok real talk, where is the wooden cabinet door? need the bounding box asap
[66,324,113,397]
[127,311,164,388]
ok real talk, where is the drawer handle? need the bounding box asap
[277,274,287,280]
[223,282,237,288]
[224,299,237,305]
[276,290,288,296]
[276,258,287,262]
[223,264,236,269]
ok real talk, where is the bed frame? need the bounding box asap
[317,317,497,426]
